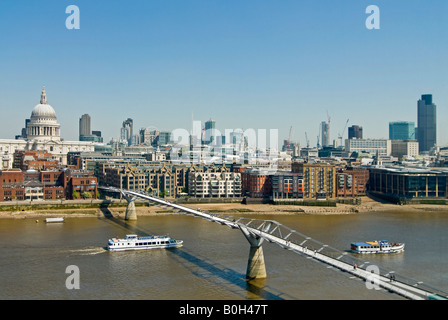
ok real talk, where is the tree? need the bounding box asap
[350,151,359,159]
[82,191,92,199]
[72,191,80,199]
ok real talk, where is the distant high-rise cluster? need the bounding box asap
[319,93,438,159]
[75,92,439,161]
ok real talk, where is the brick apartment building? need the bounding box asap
[241,168,272,198]
[336,167,369,198]
[271,172,303,201]
[291,162,336,200]
[0,168,97,201]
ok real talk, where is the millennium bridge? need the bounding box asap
[99,186,447,300]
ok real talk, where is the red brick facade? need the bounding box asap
[0,168,97,201]
[336,167,369,198]
[242,170,272,198]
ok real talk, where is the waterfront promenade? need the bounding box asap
[0,196,447,220]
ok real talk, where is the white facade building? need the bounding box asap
[345,138,391,157]
[0,86,95,168]
[188,171,242,198]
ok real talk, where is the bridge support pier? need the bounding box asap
[121,192,137,221]
[239,223,272,280]
[246,244,267,280]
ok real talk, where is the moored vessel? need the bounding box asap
[45,217,65,223]
[107,234,183,251]
[350,240,404,254]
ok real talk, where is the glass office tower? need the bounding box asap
[389,121,415,140]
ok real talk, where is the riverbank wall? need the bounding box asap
[0,196,447,220]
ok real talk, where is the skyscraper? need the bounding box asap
[320,121,329,147]
[158,131,172,145]
[204,119,216,145]
[120,118,133,144]
[389,121,415,140]
[348,125,363,140]
[79,114,91,139]
[417,94,437,152]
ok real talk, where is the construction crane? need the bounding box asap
[286,126,293,150]
[317,129,320,149]
[305,132,310,148]
[338,119,349,147]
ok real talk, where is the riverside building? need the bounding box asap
[188,169,241,198]
[291,162,336,200]
[368,166,448,202]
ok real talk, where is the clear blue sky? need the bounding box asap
[1,0,447,146]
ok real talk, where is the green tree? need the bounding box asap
[82,191,92,199]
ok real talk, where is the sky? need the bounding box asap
[0,0,447,147]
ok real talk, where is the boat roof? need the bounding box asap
[123,234,171,239]
[352,240,389,246]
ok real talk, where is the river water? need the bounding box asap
[1,210,447,300]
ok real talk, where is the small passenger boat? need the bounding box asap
[350,240,404,254]
[45,217,65,223]
[107,234,183,252]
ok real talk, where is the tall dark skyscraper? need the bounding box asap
[79,114,91,139]
[348,125,363,140]
[417,94,437,153]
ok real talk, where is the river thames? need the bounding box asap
[1,210,447,300]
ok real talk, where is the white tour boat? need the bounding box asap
[107,234,183,252]
[350,240,405,254]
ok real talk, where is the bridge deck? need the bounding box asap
[101,187,448,300]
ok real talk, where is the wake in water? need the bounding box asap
[66,247,108,255]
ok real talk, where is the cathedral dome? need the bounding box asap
[26,85,61,141]
[31,103,57,118]
[30,85,57,119]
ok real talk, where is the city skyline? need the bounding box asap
[1,1,447,146]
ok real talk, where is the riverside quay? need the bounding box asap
[369,166,448,202]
